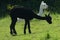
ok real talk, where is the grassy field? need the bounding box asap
[0,14,60,40]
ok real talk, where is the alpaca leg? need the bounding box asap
[27,20,31,34]
[10,22,13,35]
[10,17,17,35]
[12,18,17,35]
[24,20,28,34]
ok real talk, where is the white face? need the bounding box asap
[40,1,48,9]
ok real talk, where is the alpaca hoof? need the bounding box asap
[24,32,26,34]
[11,33,17,36]
[10,32,17,36]
[13,34,17,36]
[14,32,17,35]
[29,32,31,34]
[10,32,13,35]
[11,34,17,36]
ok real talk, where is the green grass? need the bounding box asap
[0,14,60,40]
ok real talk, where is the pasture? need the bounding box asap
[0,13,60,40]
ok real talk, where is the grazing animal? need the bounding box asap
[9,7,52,35]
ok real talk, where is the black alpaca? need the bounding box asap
[9,7,52,35]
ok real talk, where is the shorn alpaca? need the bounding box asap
[9,6,52,35]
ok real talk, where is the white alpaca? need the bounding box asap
[17,1,48,21]
[38,1,48,16]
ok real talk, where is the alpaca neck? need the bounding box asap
[38,7,44,16]
[36,15,46,20]
[34,14,46,20]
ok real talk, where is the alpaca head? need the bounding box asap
[40,1,48,9]
[45,14,52,24]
